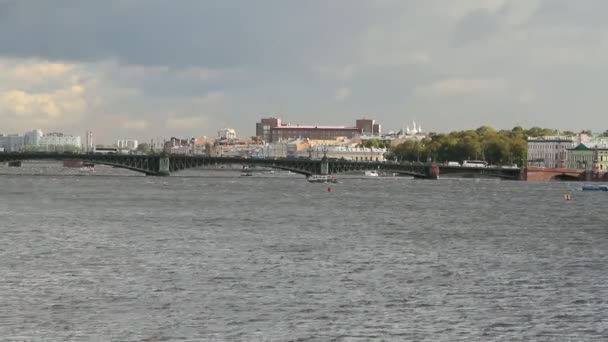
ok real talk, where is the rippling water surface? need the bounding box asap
[1,163,608,341]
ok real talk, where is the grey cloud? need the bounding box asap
[450,8,503,46]
[528,0,608,28]
[0,0,372,69]
[2,0,608,141]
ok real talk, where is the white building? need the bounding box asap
[218,128,237,140]
[304,145,387,161]
[405,120,423,135]
[24,129,43,146]
[22,130,81,150]
[254,140,387,161]
[117,139,139,150]
[0,134,25,152]
[85,131,94,152]
[39,132,81,149]
[527,136,576,168]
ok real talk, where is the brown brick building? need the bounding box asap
[255,117,380,143]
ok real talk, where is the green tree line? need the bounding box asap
[387,126,573,166]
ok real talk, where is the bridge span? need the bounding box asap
[0,152,439,178]
[0,152,525,180]
[524,166,608,181]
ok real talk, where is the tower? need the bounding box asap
[593,147,600,175]
[85,131,93,152]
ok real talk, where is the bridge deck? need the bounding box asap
[0,152,522,179]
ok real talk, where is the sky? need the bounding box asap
[1,0,608,143]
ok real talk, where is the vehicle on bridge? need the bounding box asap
[462,160,488,168]
[93,147,118,154]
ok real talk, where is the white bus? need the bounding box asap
[462,160,488,168]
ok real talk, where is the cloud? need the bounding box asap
[0,86,87,124]
[166,115,207,131]
[313,65,357,81]
[450,8,502,46]
[416,78,508,97]
[517,89,536,104]
[120,119,147,130]
[1,1,608,139]
[333,87,351,102]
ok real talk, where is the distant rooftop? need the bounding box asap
[274,125,358,130]
[527,136,575,142]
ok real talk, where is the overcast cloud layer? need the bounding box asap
[1,0,607,142]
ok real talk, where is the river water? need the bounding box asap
[1,163,608,341]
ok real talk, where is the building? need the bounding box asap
[218,128,237,140]
[270,125,362,142]
[0,134,25,152]
[164,137,195,154]
[567,144,608,171]
[356,119,381,136]
[39,132,81,149]
[256,117,282,142]
[24,129,43,146]
[85,131,94,152]
[23,130,81,149]
[254,138,387,161]
[527,136,576,168]
[405,120,423,135]
[117,139,139,150]
[255,117,374,143]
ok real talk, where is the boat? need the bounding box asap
[267,170,294,175]
[79,166,95,172]
[307,175,338,183]
[365,170,379,177]
[240,172,253,177]
[582,184,608,191]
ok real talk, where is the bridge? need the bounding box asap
[524,166,608,181]
[0,152,527,179]
[439,165,522,180]
[0,152,440,178]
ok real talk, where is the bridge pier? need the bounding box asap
[320,157,329,175]
[157,155,170,176]
[426,163,439,179]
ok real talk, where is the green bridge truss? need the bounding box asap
[0,152,521,179]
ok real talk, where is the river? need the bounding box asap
[1,163,607,341]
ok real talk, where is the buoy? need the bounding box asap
[327,186,332,192]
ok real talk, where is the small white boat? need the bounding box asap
[240,172,253,177]
[365,170,379,177]
[307,175,338,183]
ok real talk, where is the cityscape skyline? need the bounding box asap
[2,1,608,143]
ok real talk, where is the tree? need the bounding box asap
[526,127,558,137]
[390,125,560,164]
[600,130,608,138]
[136,143,151,152]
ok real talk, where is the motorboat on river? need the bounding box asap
[582,184,608,191]
[365,170,379,177]
[307,175,338,183]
